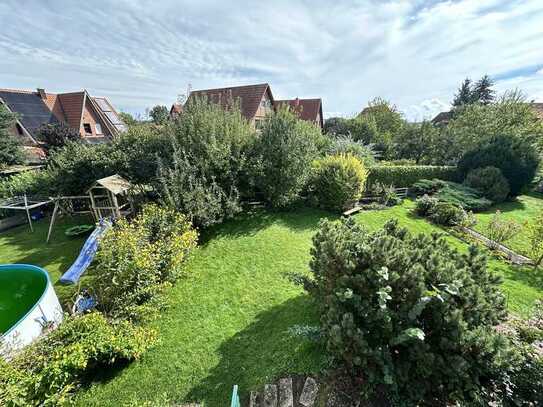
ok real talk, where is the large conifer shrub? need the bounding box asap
[308,218,515,404]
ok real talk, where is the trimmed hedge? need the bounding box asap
[366,165,458,189]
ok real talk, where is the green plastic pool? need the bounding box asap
[0,265,48,334]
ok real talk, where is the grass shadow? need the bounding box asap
[185,295,325,406]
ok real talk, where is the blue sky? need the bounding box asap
[1,0,542,121]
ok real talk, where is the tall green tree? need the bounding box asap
[355,97,405,159]
[452,78,474,107]
[251,107,320,207]
[0,104,25,168]
[149,105,169,125]
[119,112,138,128]
[393,121,438,163]
[473,75,495,105]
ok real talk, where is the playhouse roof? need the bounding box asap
[89,174,132,195]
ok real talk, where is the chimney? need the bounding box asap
[37,88,46,99]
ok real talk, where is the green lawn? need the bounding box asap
[0,215,93,306]
[75,208,329,406]
[1,203,541,406]
[472,192,543,257]
[353,200,543,316]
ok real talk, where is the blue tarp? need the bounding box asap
[59,221,111,284]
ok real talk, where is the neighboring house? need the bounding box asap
[185,83,275,128]
[0,88,126,148]
[170,103,183,119]
[274,98,324,129]
[431,111,453,125]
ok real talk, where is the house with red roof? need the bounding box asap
[274,98,324,129]
[183,83,274,129]
[174,83,324,130]
[0,88,126,151]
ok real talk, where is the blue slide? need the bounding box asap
[59,221,111,284]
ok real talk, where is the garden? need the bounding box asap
[1,82,543,406]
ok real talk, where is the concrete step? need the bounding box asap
[263,384,278,407]
[278,377,294,407]
[299,377,319,407]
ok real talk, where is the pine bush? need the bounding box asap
[308,218,514,404]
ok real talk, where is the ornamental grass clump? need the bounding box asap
[308,217,516,405]
[92,204,197,320]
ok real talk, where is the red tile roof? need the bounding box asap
[187,83,272,121]
[275,98,323,128]
[57,91,85,130]
[0,88,124,140]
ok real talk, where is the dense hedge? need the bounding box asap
[366,165,459,189]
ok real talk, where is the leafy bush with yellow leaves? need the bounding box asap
[309,154,368,212]
[92,204,197,320]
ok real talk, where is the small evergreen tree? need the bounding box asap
[452,78,474,106]
[473,74,496,105]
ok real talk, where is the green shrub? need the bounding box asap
[251,107,320,207]
[0,169,53,198]
[499,301,543,405]
[414,194,438,216]
[309,154,368,212]
[436,182,492,211]
[46,141,120,195]
[410,178,447,196]
[458,134,539,196]
[113,126,173,186]
[465,166,510,203]
[158,146,241,228]
[308,218,512,404]
[485,210,521,250]
[428,201,466,226]
[92,204,197,320]
[412,179,492,212]
[367,165,458,189]
[166,95,253,197]
[0,312,156,406]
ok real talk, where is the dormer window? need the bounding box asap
[83,123,92,135]
[95,123,103,135]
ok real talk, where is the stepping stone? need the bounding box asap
[278,378,294,407]
[249,391,259,407]
[263,384,278,407]
[299,377,319,407]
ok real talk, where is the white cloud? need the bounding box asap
[0,0,542,118]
